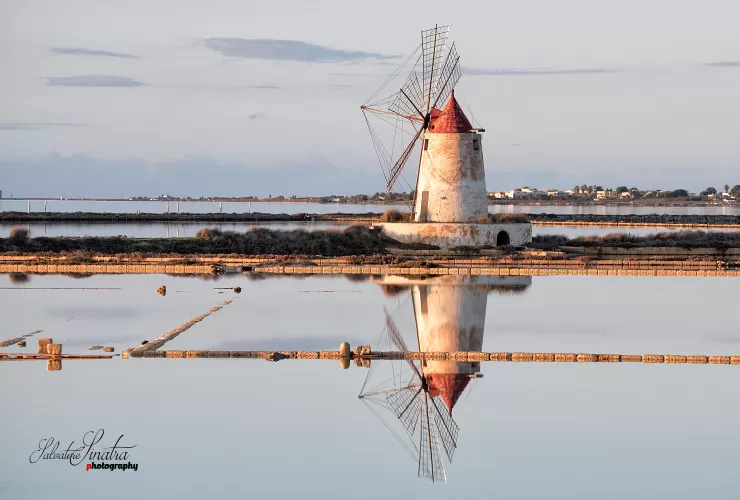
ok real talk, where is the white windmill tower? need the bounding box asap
[361,25,532,248]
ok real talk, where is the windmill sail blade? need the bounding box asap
[389,72,425,119]
[431,42,461,111]
[384,308,423,381]
[430,396,460,462]
[421,25,450,113]
[386,126,422,194]
[387,387,423,437]
[418,391,445,481]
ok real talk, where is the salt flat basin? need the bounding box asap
[5,221,736,239]
[3,198,740,215]
[2,272,739,498]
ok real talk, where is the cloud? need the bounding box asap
[464,67,621,76]
[247,113,266,120]
[46,75,145,87]
[50,47,139,58]
[706,61,740,67]
[203,38,397,63]
[0,122,90,131]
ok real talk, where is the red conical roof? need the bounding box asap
[428,90,473,134]
[426,373,471,415]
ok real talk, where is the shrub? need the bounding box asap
[9,227,30,245]
[379,209,410,223]
[489,213,529,223]
[195,228,222,240]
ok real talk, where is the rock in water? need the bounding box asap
[103,347,115,353]
[157,285,167,296]
[17,340,27,347]
[233,287,242,293]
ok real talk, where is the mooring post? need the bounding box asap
[220,202,223,214]
[44,200,47,212]
[27,200,30,214]
[339,342,351,369]
[37,338,52,354]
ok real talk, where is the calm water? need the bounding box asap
[3,198,740,215]
[2,272,739,499]
[2,221,737,239]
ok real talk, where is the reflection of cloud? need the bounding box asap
[247,113,266,120]
[0,122,90,131]
[706,61,740,67]
[464,66,620,76]
[204,38,397,62]
[50,47,139,58]
[47,75,145,87]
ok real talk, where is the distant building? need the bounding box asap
[596,190,617,199]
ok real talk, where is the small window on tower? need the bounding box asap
[424,139,429,151]
[473,140,480,151]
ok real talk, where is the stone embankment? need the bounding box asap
[0,211,376,223]
[1,252,739,276]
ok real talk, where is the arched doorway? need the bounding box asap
[496,230,510,246]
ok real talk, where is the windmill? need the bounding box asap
[358,309,461,483]
[362,25,489,221]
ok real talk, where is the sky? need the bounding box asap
[1,0,739,197]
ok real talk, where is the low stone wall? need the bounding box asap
[377,222,532,249]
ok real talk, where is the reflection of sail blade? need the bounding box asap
[418,392,444,481]
[430,396,459,462]
[387,387,423,437]
[384,308,423,380]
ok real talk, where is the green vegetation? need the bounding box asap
[0,226,399,257]
[531,231,740,250]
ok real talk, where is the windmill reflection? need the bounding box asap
[359,274,531,482]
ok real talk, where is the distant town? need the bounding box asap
[1,184,738,205]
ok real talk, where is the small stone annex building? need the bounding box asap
[378,91,532,249]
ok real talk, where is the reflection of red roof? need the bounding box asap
[428,90,473,134]
[427,373,471,415]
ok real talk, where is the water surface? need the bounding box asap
[2,273,739,499]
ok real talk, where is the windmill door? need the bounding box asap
[419,191,429,222]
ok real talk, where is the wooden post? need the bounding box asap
[47,344,62,355]
[46,360,62,371]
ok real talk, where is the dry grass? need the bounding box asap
[488,213,530,223]
[379,209,411,223]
